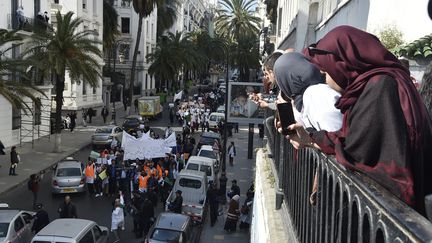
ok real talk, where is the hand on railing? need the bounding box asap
[276,121,320,150]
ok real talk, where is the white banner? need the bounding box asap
[122,131,175,160]
[174,90,183,101]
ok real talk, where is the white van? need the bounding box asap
[197,145,220,173]
[31,219,109,243]
[208,112,225,131]
[185,156,219,188]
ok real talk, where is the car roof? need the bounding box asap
[126,115,142,119]
[199,145,214,151]
[0,210,20,223]
[210,112,225,116]
[36,219,94,238]
[188,156,214,165]
[201,132,221,139]
[155,213,189,231]
[57,161,81,168]
[178,170,207,178]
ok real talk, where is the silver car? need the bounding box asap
[51,158,86,194]
[0,205,35,243]
[91,126,123,148]
[146,212,195,243]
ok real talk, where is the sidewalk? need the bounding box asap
[199,126,262,243]
[0,106,128,196]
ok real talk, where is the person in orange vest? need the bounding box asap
[85,159,96,195]
[138,171,149,193]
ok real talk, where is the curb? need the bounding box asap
[0,142,91,197]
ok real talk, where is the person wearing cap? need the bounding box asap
[224,195,240,232]
[31,203,49,234]
[169,190,183,213]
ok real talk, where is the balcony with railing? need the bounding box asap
[262,119,432,242]
[7,14,51,34]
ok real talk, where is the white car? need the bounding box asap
[197,145,220,171]
[0,204,35,243]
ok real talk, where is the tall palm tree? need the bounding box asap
[103,0,120,70]
[232,34,260,81]
[215,0,261,41]
[130,0,157,111]
[157,0,178,37]
[25,11,102,152]
[0,29,44,112]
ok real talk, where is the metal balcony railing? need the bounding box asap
[264,117,432,242]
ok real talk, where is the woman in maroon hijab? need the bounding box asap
[286,25,432,216]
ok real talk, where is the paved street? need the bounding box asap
[0,96,259,243]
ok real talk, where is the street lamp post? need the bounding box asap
[110,41,126,125]
[222,48,229,173]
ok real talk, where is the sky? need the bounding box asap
[368,0,432,43]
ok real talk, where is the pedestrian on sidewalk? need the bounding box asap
[239,189,254,230]
[219,172,227,204]
[207,182,219,226]
[9,146,19,176]
[81,108,87,127]
[69,112,76,132]
[58,195,78,218]
[227,142,236,166]
[227,179,240,199]
[87,107,94,123]
[28,174,40,209]
[101,106,109,124]
[31,203,49,234]
[134,98,139,112]
[111,198,125,243]
[224,195,240,232]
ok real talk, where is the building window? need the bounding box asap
[93,85,96,94]
[93,0,97,15]
[146,21,149,36]
[146,45,149,56]
[12,107,21,130]
[151,23,154,40]
[121,17,130,33]
[120,44,130,60]
[34,98,41,125]
[83,81,87,95]
[145,74,148,89]
[277,8,282,36]
[83,0,87,9]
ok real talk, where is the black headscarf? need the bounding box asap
[273,52,325,111]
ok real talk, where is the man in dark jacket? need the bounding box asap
[228,179,240,199]
[31,203,49,233]
[207,182,219,226]
[9,146,19,176]
[101,106,109,124]
[169,190,183,213]
[141,197,154,236]
[58,195,78,218]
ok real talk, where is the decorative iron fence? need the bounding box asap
[265,126,432,242]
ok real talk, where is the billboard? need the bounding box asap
[227,82,266,124]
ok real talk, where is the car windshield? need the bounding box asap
[0,223,9,237]
[151,228,181,241]
[187,163,199,171]
[95,128,112,133]
[179,178,202,189]
[200,165,212,176]
[200,137,216,145]
[199,150,216,159]
[209,116,218,122]
[56,167,82,177]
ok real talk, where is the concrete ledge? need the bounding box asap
[251,149,296,243]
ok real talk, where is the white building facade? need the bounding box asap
[170,0,208,34]
[269,0,432,52]
[109,0,157,97]
[0,0,53,147]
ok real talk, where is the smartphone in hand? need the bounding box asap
[276,102,296,135]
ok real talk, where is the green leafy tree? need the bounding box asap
[0,29,44,112]
[25,12,102,152]
[231,34,260,81]
[377,25,405,50]
[215,0,261,41]
[157,0,178,37]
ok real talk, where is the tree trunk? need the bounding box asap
[129,14,143,114]
[54,72,65,153]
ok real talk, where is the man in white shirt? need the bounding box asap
[227,142,236,166]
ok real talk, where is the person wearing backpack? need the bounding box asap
[28,174,40,209]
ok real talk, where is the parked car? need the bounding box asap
[51,158,86,194]
[165,170,208,224]
[216,105,225,114]
[91,126,123,148]
[197,132,221,151]
[31,218,109,243]
[146,212,195,243]
[207,113,225,132]
[197,145,220,172]
[185,156,219,188]
[122,115,144,132]
[0,204,35,243]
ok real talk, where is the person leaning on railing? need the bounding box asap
[277,25,432,217]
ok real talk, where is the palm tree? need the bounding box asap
[103,0,120,70]
[232,34,260,81]
[130,0,158,111]
[25,11,102,152]
[215,0,261,41]
[0,29,44,112]
[157,0,178,37]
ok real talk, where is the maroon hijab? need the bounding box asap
[304,25,427,151]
